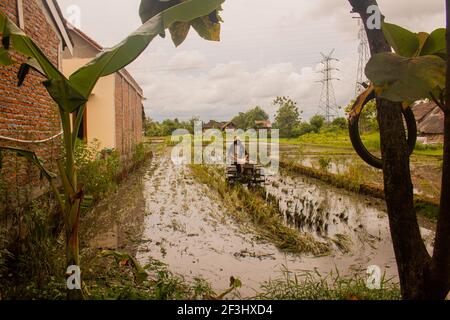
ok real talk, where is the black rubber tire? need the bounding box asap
[348,92,417,170]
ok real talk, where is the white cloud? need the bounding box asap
[305,0,444,36]
[167,50,207,72]
[57,0,444,122]
[130,55,356,122]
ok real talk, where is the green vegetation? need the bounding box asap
[232,106,269,130]
[273,97,302,138]
[257,268,400,300]
[84,257,218,300]
[279,130,443,157]
[0,203,67,299]
[318,157,332,171]
[367,23,445,105]
[75,140,122,202]
[0,143,153,299]
[75,140,152,205]
[0,219,217,300]
[144,118,199,137]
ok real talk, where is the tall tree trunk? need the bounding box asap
[347,0,432,299]
[428,0,450,299]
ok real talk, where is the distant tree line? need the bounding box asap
[144,97,378,138]
[231,106,269,130]
[271,96,379,138]
[144,118,198,137]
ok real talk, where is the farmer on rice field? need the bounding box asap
[228,136,249,175]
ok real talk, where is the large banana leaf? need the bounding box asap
[366,52,446,103]
[70,0,224,98]
[382,22,420,58]
[169,21,191,46]
[367,22,447,106]
[139,0,181,24]
[420,28,447,58]
[139,0,222,47]
[191,15,221,42]
[382,22,447,60]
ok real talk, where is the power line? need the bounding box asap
[317,49,340,123]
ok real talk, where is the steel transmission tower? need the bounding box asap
[317,49,340,123]
[355,19,370,96]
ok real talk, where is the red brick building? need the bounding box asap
[0,0,72,212]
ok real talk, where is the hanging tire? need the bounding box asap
[348,87,417,169]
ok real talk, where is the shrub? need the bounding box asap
[132,142,146,166]
[0,204,66,299]
[318,157,332,171]
[75,140,122,202]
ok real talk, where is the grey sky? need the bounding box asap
[57,0,445,122]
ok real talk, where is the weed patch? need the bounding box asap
[255,268,400,300]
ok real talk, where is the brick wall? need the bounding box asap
[115,71,143,160]
[0,0,62,212]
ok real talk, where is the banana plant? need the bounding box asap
[0,0,224,299]
[365,22,446,107]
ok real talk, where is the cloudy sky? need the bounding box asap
[57,0,445,122]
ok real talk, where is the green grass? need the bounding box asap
[83,255,218,300]
[256,268,400,300]
[279,131,373,149]
[415,201,440,222]
[280,130,443,157]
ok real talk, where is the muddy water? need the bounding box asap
[136,157,300,297]
[265,173,434,276]
[133,155,434,297]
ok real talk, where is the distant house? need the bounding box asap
[62,27,144,160]
[203,121,236,132]
[254,120,272,130]
[0,0,73,209]
[411,101,444,144]
[220,121,237,131]
[203,120,221,131]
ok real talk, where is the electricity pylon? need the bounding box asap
[317,49,340,123]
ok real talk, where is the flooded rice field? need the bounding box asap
[279,144,442,200]
[88,151,435,297]
[131,154,434,296]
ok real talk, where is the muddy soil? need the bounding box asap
[138,156,436,296]
[80,165,148,256]
[135,156,301,297]
[85,150,435,298]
